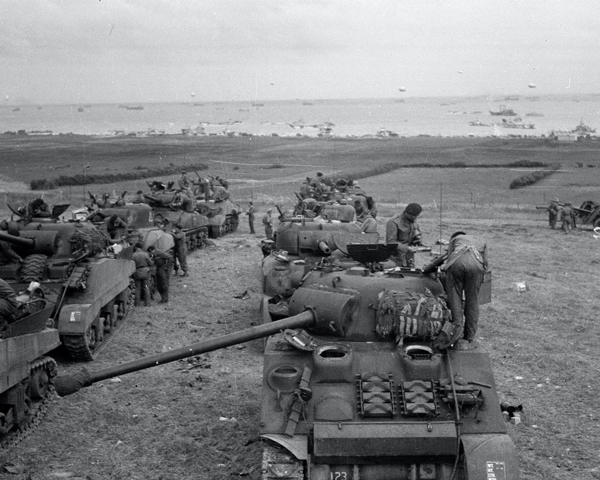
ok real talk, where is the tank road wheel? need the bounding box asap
[20,254,48,282]
[117,280,136,322]
[28,369,50,400]
[593,218,600,228]
[230,213,239,232]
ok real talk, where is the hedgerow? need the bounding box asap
[345,159,549,183]
[30,163,209,190]
[509,163,561,190]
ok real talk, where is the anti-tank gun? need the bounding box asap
[0,220,135,361]
[55,243,519,479]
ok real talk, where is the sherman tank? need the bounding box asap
[140,192,210,250]
[87,203,176,252]
[1,283,60,448]
[195,190,241,238]
[0,218,135,361]
[55,244,518,479]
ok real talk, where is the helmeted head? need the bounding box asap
[267,208,273,213]
[450,231,467,240]
[134,242,144,251]
[554,198,559,203]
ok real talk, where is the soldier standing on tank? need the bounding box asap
[385,203,425,267]
[246,201,256,234]
[147,246,171,303]
[132,243,153,307]
[262,209,274,240]
[434,231,488,349]
[178,171,193,194]
[560,203,575,234]
[172,224,188,277]
[0,278,18,333]
[107,214,128,240]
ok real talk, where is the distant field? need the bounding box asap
[1,134,600,215]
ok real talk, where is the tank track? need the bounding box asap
[0,356,57,450]
[62,283,136,362]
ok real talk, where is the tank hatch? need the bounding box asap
[346,243,394,264]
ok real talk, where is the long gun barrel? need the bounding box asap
[0,231,35,248]
[54,310,316,397]
[0,230,60,255]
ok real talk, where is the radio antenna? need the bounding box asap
[439,182,443,255]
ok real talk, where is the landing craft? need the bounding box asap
[528,83,536,89]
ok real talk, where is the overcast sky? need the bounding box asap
[2,0,599,104]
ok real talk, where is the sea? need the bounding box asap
[1,94,599,138]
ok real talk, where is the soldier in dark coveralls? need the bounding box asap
[132,243,153,307]
[385,203,424,267]
[172,224,188,277]
[147,246,171,303]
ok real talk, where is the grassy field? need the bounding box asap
[1,135,600,479]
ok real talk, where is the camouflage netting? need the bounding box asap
[375,289,451,343]
[69,228,109,255]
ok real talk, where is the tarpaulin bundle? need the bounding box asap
[375,289,451,343]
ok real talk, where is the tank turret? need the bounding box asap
[54,247,519,479]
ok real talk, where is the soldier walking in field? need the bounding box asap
[246,201,256,234]
[548,198,560,229]
[560,203,575,233]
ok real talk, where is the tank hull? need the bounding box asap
[1,287,60,447]
[259,267,519,478]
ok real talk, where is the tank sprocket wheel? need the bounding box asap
[20,254,48,283]
[62,325,97,362]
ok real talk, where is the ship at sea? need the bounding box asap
[489,104,518,116]
[125,105,144,110]
[499,118,535,129]
[469,119,491,127]
[572,119,596,134]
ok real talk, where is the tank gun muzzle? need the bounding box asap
[55,310,318,397]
